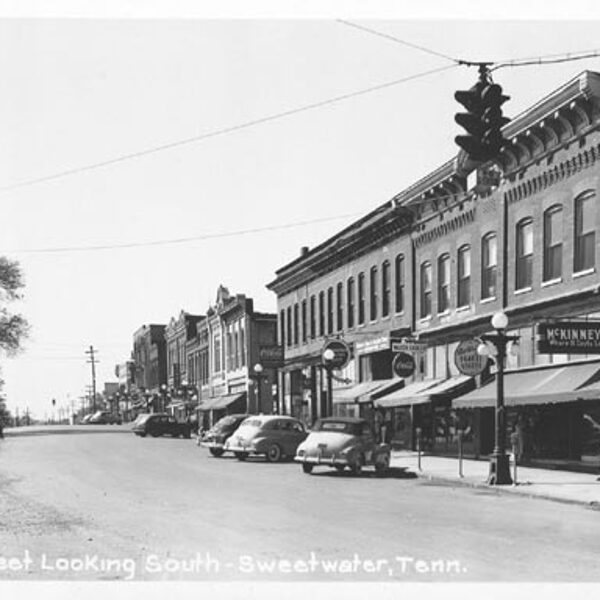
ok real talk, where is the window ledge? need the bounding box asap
[480,296,497,305]
[419,316,432,323]
[437,309,450,316]
[456,305,471,313]
[514,286,532,295]
[541,277,562,288]
[573,268,596,279]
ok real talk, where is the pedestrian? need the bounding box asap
[0,421,4,439]
[511,417,524,462]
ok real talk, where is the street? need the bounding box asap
[1,426,600,582]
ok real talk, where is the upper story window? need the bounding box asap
[420,261,432,319]
[309,295,316,339]
[318,291,325,336]
[370,266,378,321]
[347,277,355,329]
[240,325,246,367]
[382,260,391,317]
[574,191,596,273]
[395,254,405,313]
[437,254,450,313]
[481,232,497,300]
[457,245,471,308]
[293,303,299,345]
[336,283,343,331]
[214,335,222,372]
[286,307,292,348]
[516,218,533,290]
[358,272,365,325]
[301,299,307,343]
[543,205,563,281]
[327,287,334,334]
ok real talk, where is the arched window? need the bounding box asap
[318,292,325,337]
[309,295,316,339]
[395,254,405,313]
[574,191,596,273]
[516,218,533,290]
[347,277,355,329]
[382,260,391,317]
[481,232,497,299]
[457,245,471,307]
[437,254,450,313]
[370,266,378,321]
[358,273,365,325]
[336,282,343,331]
[420,262,432,318]
[543,205,563,281]
[327,287,334,334]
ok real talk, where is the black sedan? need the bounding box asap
[132,413,192,439]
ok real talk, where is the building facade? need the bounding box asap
[268,71,600,470]
[131,324,167,412]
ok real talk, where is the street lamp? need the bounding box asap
[477,311,519,485]
[322,348,335,418]
[253,363,264,414]
[160,384,168,413]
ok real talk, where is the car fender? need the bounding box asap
[251,437,268,452]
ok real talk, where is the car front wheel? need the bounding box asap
[302,463,314,474]
[266,444,282,463]
[235,452,248,461]
[375,454,391,477]
[209,448,225,457]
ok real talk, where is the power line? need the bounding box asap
[6,212,364,254]
[0,64,457,196]
[492,50,600,72]
[337,19,461,64]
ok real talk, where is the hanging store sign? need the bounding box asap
[537,321,600,354]
[391,339,428,354]
[454,339,488,376]
[322,339,352,370]
[258,345,284,367]
[392,352,416,378]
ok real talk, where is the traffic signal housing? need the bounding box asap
[454,78,510,162]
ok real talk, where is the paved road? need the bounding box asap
[1,425,600,582]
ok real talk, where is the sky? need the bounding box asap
[2,4,600,418]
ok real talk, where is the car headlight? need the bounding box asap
[341,446,356,456]
[297,449,305,457]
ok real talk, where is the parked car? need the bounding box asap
[131,413,193,438]
[295,417,391,476]
[80,414,94,424]
[199,413,250,457]
[223,415,308,462]
[89,410,122,425]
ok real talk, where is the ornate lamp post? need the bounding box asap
[477,311,519,485]
[322,348,335,418]
[253,363,264,414]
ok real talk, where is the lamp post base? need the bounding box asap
[487,453,513,485]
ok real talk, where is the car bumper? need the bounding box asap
[201,441,225,450]
[224,444,257,454]
[295,454,349,466]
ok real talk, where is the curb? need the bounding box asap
[412,469,600,510]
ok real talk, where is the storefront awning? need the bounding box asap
[374,379,444,408]
[332,379,403,405]
[198,392,247,411]
[453,360,600,409]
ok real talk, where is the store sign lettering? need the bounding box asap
[537,322,600,354]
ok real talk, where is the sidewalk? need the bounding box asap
[391,450,600,508]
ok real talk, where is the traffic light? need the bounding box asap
[454,75,510,162]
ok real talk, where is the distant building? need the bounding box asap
[131,324,167,412]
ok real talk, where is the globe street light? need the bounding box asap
[253,363,264,414]
[322,348,335,418]
[160,383,168,413]
[478,311,519,485]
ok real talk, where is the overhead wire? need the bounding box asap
[0,63,458,196]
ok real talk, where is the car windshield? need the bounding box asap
[313,420,363,435]
[237,418,263,429]
[134,414,151,425]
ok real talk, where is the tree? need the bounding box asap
[0,257,29,355]
[0,379,11,427]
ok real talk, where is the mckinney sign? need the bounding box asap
[537,321,600,354]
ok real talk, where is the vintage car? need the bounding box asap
[223,415,308,462]
[131,413,192,438]
[295,417,391,476]
[199,413,250,457]
[89,410,122,425]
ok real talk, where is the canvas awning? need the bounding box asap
[453,360,600,409]
[374,379,444,408]
[332,379,403,405]
[198,392,247,412]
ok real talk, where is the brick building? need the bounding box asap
[268,71,600,470]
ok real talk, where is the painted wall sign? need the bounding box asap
[322,339,352,370]
[392,352,416,378]
[454,339,487,376]
[259,345,284,367]
[537,321,600,354]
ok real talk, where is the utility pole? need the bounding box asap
[85,346,99,412]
